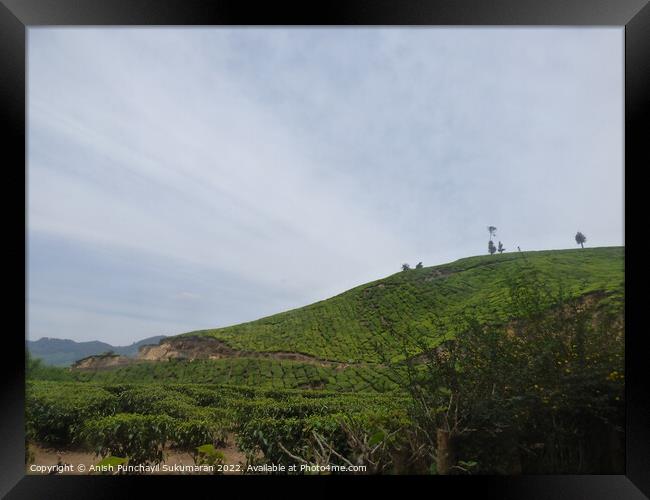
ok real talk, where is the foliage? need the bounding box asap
[371,262,624,474]
[26,381,410,472]
[235,408,411,473]
[194,444,225,472]
[28,357,402,393]
[26,381,118,446]
[93,456,128,475]
[82,413,175,466]
[179,247,623,363]
[25,248,624,474]
[95,455,128,468]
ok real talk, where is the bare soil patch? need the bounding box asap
[75,336,353,370]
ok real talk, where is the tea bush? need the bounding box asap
[82,413,175,466]
[26,381,118,446]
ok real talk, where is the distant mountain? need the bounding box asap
[26,335,167,366]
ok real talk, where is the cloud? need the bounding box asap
[174,292,201,301]
[27,28,623,344]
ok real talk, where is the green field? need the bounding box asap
[30,357,401,392]
[26,380,409,469]
[179,247,623,362]
[26,247,625,474]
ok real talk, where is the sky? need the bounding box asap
[27,28,624,345]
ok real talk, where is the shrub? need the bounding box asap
[26,382,118,446]
[81,413,175,466]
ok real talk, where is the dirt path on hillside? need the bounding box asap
[138,336,361,368]
[77,336,368,371]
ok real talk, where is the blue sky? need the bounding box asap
[27,28,623,344]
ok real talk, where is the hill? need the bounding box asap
[54,247,624,391]
[27,247,625,474]
[172,247,623,363]
[27,335,167,366]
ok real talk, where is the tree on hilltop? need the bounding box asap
[402,263,411,271]
[415,262,423,269]
[498,241,505,254]
[488,240,497,256]
[575,232,587,249]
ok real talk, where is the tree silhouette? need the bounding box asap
[488,226,497,240]
[402,263,411,271]
[415,262,423,269]
[575,232,587,249]
[498,241,505,254]
[488,240,497,256]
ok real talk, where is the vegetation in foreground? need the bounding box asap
[26,248,624,474]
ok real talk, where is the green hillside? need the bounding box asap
[26,247,625,474]
[178,247,624,363]
[30,357,401,392]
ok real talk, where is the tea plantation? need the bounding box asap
[181,247,623,362]
[26,247,624,474]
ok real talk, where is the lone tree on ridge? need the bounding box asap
[575,231,587,249]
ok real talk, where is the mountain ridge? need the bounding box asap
[27,335,167,366]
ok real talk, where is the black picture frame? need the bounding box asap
[1,0,648,497]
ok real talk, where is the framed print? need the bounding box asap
[1,0,649,498]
